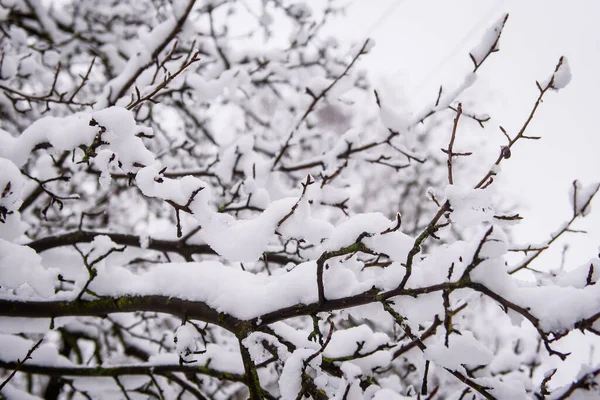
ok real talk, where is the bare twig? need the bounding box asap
[272,39,371,170]
[0,338,43,391]
[445,103,463,185]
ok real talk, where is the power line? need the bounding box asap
[360,0,408,39]
[409,0,505,97]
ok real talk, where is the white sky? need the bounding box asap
[323,0,600,273]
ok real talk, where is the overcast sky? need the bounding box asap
[323,0,600,274]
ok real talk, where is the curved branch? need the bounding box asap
[0,281,458,331]
[238,336,264,400]
[26,230,296,265]
[105,0,198,106]
[271,38,372,170]
[0,278,583,361]
[0,295,244,334]
[552,366,600,400]
[0,360,244,382]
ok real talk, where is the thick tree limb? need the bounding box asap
[26,230,296,265]
[0,360,244,382]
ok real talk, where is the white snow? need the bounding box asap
[423,330,493,371]
[0,240,56,297]
[469,14,508,66]
[92,107,155,171]
[186,68,250,103]
[550,57,572,91]
[1,383,44,400]
[0,157,25,214]
[175,323,201,361]
[0,334,72,367]
[324,326,389,360]
[569,180,599,217]
[279,348,320,400]
[445,184,495,227]
[372,388,413,400]
[243,331,290,364]
[0,3,596,398]
[471,257,600,332]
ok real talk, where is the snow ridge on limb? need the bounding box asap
[2,2,597,400]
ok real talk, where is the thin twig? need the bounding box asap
[0,338,43,391]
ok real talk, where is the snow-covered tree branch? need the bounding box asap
[0,1,598,399]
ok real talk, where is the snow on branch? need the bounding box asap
[0,1,598,400]
[469,13,509,72]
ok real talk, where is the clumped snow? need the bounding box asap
[569,180,599,217]
[423,330,493,371]
[0,157,25,214]
[445,184,495,226]
[1,2,597,399]
[0,240,56,297]
[469,14,508,66]
[175,323,201,361]
[550,57,572,91]
[0,334,72,367]
[279,348,321,400]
